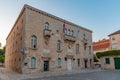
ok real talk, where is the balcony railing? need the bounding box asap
[43,28,51,37]
[64,34,76,42]
[82,38,88,45]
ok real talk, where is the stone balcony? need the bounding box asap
[64,34,76,42]
[83,39,87,43]
[43,28,51,37]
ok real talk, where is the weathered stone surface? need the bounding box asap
[5,5,93,74]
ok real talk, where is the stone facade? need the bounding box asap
[108,30,120,50]
[5,5,93,73]
[98,30,120,70]
[100,56,120,70]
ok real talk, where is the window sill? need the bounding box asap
[57,50,62,53]
[76,52,80,54]
[57,66,62,68]
[29,68,36,69]
[30,48,38,50]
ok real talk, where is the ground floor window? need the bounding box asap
[105,58,110,64]
[77,59,80,67]
[84,59,88,68]
[90,59,92,66]
[31,57,36,68]
[58,58,61,67]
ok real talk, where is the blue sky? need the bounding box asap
[0,0,120,46]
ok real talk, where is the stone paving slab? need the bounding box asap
[24,70,120,80]
[0,68,102,80]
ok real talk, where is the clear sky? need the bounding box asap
[0,0,120,47]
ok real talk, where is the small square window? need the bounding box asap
[105,58,110,64]
[112,37,115,40]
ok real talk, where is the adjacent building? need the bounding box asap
[108,30,120,50]
[5,4,93,73]
[99,30,120,70]
[93,39,110,54]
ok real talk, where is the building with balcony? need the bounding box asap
[5,4,93,73]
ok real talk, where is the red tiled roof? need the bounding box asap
[93,39,110,51]
[108,30,120,36]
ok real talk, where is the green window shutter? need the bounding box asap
[105,58,110,64]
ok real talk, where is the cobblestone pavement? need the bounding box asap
[23,70,120,80]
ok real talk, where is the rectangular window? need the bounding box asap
[111,44,117,50]
[76,44,79,54]
[58,58,61,67]
[57,44,60,51]
[89,46,91,54]
[57,40,61,51]
[105,58,110,64]
[77,59,80,67]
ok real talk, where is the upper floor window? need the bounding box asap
[31,57,36,68]
[69,29,72,36]
[44,22,49,30]
[77,59,80,67]
[64,29,67,35]
[57,40,61,51]
[31,35,37,49]
[76,44,80,54]
[112,37,115,40]
[68,29,70,35]
[71,30,74,36]
[77,30,80,36]
[89,46,91,54]
[111,44,117,50]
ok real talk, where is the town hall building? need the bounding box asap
[5,4,93,73]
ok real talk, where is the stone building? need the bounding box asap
[100,55,120,70]
[99,30,120,70]
[5,4,93,73]
[108,30,120,50]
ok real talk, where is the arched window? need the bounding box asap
[44,22,49,30]
[64,28,67,35]
[31,35,37,49]
[67,29,70,35]
[31,57,36,68]
[57,40,61,51]
[69,29,72,36]
[76,44,80,54]
[58,57,61,67]
[89,46,91,54]
[77,58,80,67]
